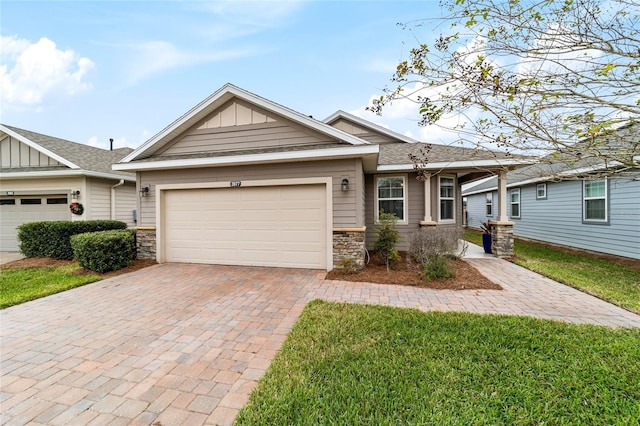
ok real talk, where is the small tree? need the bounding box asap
[370,0,640,179]
[374,211,401,272]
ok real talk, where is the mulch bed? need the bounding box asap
[326,253,502,290]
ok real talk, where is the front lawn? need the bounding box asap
[236,301,640,425]
[464,229,640,312]
[0,264,100,309]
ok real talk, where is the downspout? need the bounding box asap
[111,179,125,220]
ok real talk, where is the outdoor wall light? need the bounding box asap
[139,185,150,197]
[71,190,80,197]
[341,178,349,192]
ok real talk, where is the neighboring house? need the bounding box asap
[113,83,526,270]
[0,125,137,251]
[463,125,640,260]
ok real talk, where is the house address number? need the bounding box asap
[230,181,242,187]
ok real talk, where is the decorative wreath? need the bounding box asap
[70,202,84,216]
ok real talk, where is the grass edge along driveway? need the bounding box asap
[0,264,100,309]
[236,301,640,425]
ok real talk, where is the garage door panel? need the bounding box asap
[163,184,327,269]
[1,195,69,251]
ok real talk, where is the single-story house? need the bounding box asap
[0,124,137,251]
[113,84,528,270]
[463,124,640,260]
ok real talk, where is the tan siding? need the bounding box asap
[365,173,425,251]
[115,183,136,226]
[331,118,368,135]
[158,99,337,156]
[160,122,335,156]
[88,178,111,220]
[139,159,359,228]
[0,177,83,193]
[329,118,397,144]
[0,136,61,168]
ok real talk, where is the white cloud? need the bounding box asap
[205,0,303,27]
[0,36,94,110]
[124,41,255,85]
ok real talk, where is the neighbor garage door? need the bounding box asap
[163,184,327,269]
[0,195,70,251]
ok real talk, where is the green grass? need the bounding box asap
[236,301,640,425]
[0,264,101,309]
[464,229,640,313]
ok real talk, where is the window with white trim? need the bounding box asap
[583,179,607,222]
[439,176,455,221]
[485,192,493,216]
[510,188,520,218]
[536,183,547,200]
[375,175,406,222]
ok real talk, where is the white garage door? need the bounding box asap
[0,195,70,251]
[163,184,327,269]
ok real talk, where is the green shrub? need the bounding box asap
[410,227,463,280]
[374,211,401,271]
[71,230,136,273]
[17,220,127,260]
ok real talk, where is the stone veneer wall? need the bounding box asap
[491,222,514,257]
[135,227,156,259]
[333,230,366,270]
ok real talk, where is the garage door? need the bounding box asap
[0,195,70,251]
[163,184,327,269]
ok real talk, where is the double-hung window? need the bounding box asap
[536,183,547,200]
[376,175,406,222]
[510,188,520,218]
[485,192,493,216]
[583,179,607,222]
[439,176,455,221]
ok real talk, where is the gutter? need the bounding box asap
[111,179,125,220]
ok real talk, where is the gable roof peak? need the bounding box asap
[120,84,371,163]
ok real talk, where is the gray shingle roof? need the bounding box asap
[379,142,516,165]
[2,125,134,177]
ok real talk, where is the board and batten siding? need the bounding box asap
[466,177,640,259]
[158,100,341,157]
[0,136,62,168]
[138,158,362,229]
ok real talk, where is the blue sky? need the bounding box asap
[1,0,454,150]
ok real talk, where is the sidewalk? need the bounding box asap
[318,242,640,328]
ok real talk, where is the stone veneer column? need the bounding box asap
[332,227,366,270]
[490,221,514,257]
[135,227,156,259]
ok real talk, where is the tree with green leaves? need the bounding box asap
[370,0,640,178]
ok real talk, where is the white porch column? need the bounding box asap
[420,175,436,226]
[497,170,509,222]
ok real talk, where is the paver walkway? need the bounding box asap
[1,258,639,425]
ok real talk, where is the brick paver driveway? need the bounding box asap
[2,261,639,425]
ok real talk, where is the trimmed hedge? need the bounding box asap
[17,220,127,260]
[71,230,136,273]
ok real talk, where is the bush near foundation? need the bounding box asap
[410,226,465,279]
[17,220,127,260]
[71,230,136,273]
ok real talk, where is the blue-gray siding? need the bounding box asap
[465,177,640,259]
